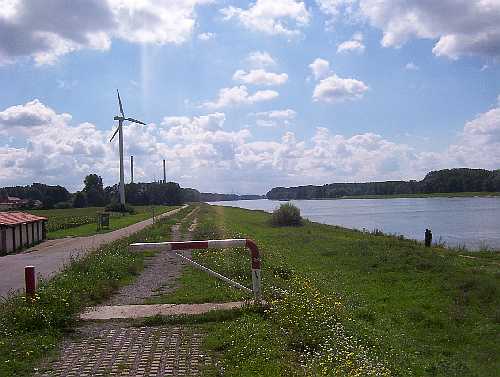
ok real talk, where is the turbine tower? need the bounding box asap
[110,90,146,206]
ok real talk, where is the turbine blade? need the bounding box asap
[126,117,146,125]
[109,126,120,142]
[117,89,124,117]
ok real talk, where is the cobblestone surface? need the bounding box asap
[36,326,209,377]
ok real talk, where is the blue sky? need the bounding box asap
[1,0,499,193]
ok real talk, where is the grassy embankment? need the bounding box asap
[0,205,193,377]
[149,204,499,376]
[337,191,500,200]
[30,205,179,239]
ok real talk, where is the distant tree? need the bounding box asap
[266,168,500,200]
[164,182,183,205]
[0,189,8,201]
[83,174,105,206]
[182,188,201,202]
[73,191,88,208]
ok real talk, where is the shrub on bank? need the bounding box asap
[105,202,136,214]
[270,203,303,226]
[53,201,72,209]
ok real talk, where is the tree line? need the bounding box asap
[0,173,263,209]
[266,168,500,200]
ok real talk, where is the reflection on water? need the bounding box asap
[210,197,500,251]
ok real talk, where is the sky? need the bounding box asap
[0,0,499,194]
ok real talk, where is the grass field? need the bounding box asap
[154,204,499,376]
[0,205,193,377]
[30,205,179,239]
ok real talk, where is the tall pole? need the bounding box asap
[118,120,125,205]
[163,159,166,184]
[130,155,134,183]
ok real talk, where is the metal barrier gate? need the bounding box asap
[129,239,261,301]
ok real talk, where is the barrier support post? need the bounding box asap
[130,238,262,303]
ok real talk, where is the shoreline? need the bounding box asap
[209,200,500,252]
[265,191,500,201]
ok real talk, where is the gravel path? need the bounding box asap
[0,206,186,298]
[105,208,198,305]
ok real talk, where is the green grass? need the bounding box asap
[339,191,500,199]
[30,205,179,239]
[160,204,499,376]
[0,205,193,377]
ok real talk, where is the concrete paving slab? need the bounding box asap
[81,301,247,320]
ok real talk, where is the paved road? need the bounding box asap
[0,206,185,298]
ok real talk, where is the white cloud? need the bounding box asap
[358,0,500,60]
[447,102,500,168]
[258,109,297,120]
[0,99,71,130]
[316,0,356,17]
[202,85,279,109]
[2,98,499,193]
[309,58,368,104]
[337,32,365,54]
[313,74,369,103]
[221,0,311,37]
[253,108,297,127]
[315,0,358,30]
[405,62,419,71]
[245,51,277,68]
[0,0,212,65]
[309,58,331,80]
[0,100,112,188]
[233,69,288,86]
[197,32,215,41]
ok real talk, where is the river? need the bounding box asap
[210,197,500,251]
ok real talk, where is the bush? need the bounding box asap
[105,202,136,214]
[53,201,72,209]
[270,203,302,226]
[72,191,87,208]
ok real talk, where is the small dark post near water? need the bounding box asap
[425,229,432,247]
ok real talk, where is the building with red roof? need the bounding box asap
[0,212,47,255]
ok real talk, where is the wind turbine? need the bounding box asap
[110,90,146,206]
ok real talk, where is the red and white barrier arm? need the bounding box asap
[129,239,262,301]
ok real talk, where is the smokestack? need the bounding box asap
[163,159,166,184]
[130,155,134,183]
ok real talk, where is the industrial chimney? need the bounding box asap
[163,159,166,184]
[130,155,134,183]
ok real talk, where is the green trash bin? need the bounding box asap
[97,212,110,230]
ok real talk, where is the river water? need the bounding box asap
[210,197,500,251]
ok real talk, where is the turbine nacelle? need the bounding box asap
[110,90,146,142]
